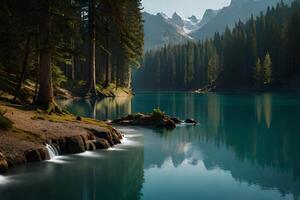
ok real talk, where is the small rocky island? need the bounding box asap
[112,108,197,129]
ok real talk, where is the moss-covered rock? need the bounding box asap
[113,112,176,129]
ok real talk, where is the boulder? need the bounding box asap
[158,119,176,129]
[24,149,43,163]
[111,128,122,144]
[5,153,26,167]
[0,153,8,173]
[86,141,96,151]
[91,130,114,146]
[112,128,123,140]
[65,135,86,154]
[93,138,111,149]
[185,118,197,124]
[89,128,122,146]
[76,116,82,121]
[113,113,177,129]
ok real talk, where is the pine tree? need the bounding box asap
[263,53,272,85]
[254,58,262,87]
[87,0,97,97]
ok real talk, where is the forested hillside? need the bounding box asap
[0,0,143,110]
[134,1,300,91]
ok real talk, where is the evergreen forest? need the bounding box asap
[0,0,144,111]
[134,1,300,91]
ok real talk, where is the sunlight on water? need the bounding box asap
[121,137,141,146]
[76,151,103,158]
[46,156,69,164]
[124,133,143,138]
[117,128,138,133]
[176,122,193,127]
[107,147,126,151]
[0,175,10,185]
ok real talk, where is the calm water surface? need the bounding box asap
[1,92,300,200]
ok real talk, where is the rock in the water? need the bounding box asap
[65,135,86,154]
[171,117,181,124]
[158,119,176,129]
[112,113,177,129]
[185,118,197,124]
[86,141,96,151]
[0,153,8,173]
[91,130,114,146]
[93,138,111,149]
[24,149,43,163]
[38,148,48,160]
[111,128,122,143]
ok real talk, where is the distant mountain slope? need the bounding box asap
[190,0,291,40]
[143,12,192,50]
[170,12,201,33]
[183,15,201,33]
[197,9,219,28]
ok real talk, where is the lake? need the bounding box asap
[1,92,300,200]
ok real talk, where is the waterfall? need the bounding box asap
[46,144,59,159]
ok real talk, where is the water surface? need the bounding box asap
[1,92,300,200]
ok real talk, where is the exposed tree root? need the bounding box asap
[45,101,69,115]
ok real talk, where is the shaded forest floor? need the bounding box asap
[65,80,133,99]
[0,70,132,105]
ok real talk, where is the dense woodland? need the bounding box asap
[0,0,143,110]
[134,0,300,91]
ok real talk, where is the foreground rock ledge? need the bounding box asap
[0,104,122,173]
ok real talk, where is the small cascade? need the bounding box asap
[46,144,59,159]
[0,175,9,185]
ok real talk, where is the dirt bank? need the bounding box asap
[0,103,122,174]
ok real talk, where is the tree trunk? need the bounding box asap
[32,32,40,104]
[71,56,75,80]
[87,0,97,97]
[104,23,111,87]
[105,54,111,87]
[36,1,54,107]
[13,35,31,102]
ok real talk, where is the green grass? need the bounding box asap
[152,107,165,119]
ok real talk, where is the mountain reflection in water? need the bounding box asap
[2,92,296,200]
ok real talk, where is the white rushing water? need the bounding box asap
[0,175,10,185]
[46,144,59,159]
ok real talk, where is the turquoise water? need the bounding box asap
[1,92,300,200]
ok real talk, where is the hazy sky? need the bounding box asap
[142,0,231,19]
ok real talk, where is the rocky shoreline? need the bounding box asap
[0,104,122,174]
[112,111,197,129]
[0,105,197,174]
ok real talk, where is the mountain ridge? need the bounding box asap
[190,0,292,40]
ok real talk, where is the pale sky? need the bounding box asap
[142,0,231,19]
